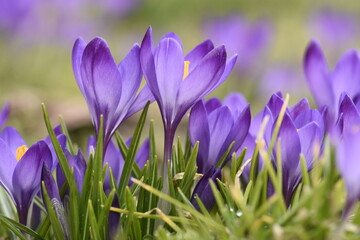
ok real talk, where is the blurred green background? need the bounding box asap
[1,0,359,147]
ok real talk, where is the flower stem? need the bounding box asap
[160,124,175,213]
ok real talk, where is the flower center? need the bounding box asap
[182,61,190,80]
[16,145,28,161]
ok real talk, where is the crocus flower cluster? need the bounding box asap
[246,93,325,205]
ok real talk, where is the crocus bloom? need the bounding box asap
[335,94,360,216]
[304,40,360,130]
[189,93,251,173]
[190,166,221,211]
[72,37,153,149]
[250,93,324,205]
[0,103,10,131]
[140,27,237,173]
[204,15,271,72]
[0,127,52,225]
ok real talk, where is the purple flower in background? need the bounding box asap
[304,40,360,130]
[190,166,222,211]
[72,37,153,148]
[140,27,237,174]
[87,136,149,193]
[189,93,251,173]
[56,149,86,194]
[0,127,52,225]
[204,15,271,72]
[309,9,358,48]
[335,94,360,216]
[250,93,324,205]
[0,103,10,131]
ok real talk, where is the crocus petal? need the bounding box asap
[297,122,322,169]
[332,50,360,106]
[0,138,17,194]
[117,44,142,113]
[0,126,26,154]
[42,164,61,203]
[135,139,150,169]
[140,27,162,107]
[154,36,184,121]
[72,37,87,95]
[12,141,51,213]
[294,109,325,137]
[81,37,123,135]
[338,94,360,134]
[337,130,360,201]
[190,166,222,211]
[275,114,301,177]
[304,40,333,108]
[0,102,10,130]
[223,105,251,154]
[223,92,248,118]
[289,98,310,120]
[124,85,154,119]
[184,39,214,72]
[204,98,222,113]
[176,46,226,125]
[189,101,210,172]
[104,140,124,190]
[207,106,233,169]
[210,54,238,92]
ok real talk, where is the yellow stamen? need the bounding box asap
[182,61,190,80]
[16,145,28,161]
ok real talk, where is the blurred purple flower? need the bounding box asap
[246,93,324,205]
[190,166,222,211]
[336,94,360,216]
[72,37,153,149]
[140,27,237,173]
[0,103,10,131]
[309,9,358,48]
[189,93,251,173]
[0,127,52,225]
[204,15,272,72]
[304,40,360,127]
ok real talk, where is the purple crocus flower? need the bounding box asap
[335,94,360,216]
[189,93,251,173]
[140,27,237,174]
[0,127,52,225]
[56,149,86,194]
[250,93,324,205]
[72,37,153,149]
[190,166,222,211]
[204,15,271,72]
[304,40,360,131]
[0,103,10,131]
